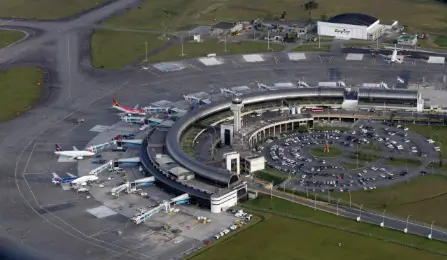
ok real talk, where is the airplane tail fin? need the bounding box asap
[55,144,62,152]
[113,98,119,107]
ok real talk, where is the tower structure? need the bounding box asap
[230,97,244,133]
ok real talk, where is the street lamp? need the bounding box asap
[428,221,435,240]
[357,204,363,222]
[380,209,386,227]
[314,194,317,211]
[348,191,352,208]
[336,199,341,216]
[404,214,411,233]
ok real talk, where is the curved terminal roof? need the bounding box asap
[165,87,345,186]
[358,88,418,100]
[328,13,378,27]
[140,138,211,200]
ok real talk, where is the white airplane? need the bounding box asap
[54,144,95,160]
[52,172,98,187]
[397,76,405,83]
[379,45,410,63]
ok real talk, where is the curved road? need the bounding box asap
[0,1,446,259]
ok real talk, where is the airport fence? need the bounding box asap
[277,187,447,235]
[243,205,447,257]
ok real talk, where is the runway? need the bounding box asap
[0,1,446,258]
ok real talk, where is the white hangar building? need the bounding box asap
[317,13,387,40]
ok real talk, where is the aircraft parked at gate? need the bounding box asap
[112,98,146,115]
[54,144,95,160]
[379,45,410,64]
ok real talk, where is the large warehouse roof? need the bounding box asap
[328,13,378,27]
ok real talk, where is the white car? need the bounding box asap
[380,174,386,178]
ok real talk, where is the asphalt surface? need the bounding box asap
[0,2,447,258]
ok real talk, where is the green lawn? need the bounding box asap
[0,30,25,49]
[348,151,381,162]
[310,146,343,158]
[342,161,365,170]
[0,0,109,20]
[105,0,447,35]
[0,67,43,121]
[293,44,331,52]
[90,29,169,69]
[359,142,381,151]
[434,35,447,48]
[255,167,288,184]
[386,157,422,167]
[143,40,284,63]
[191,215,446,260]
[335,175,447,227]
[407,125,447,158]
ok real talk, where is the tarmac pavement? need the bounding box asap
[0,2,446,258]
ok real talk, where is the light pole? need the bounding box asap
[306,186,309,197]
[428,221,435,239]
[314,194,317,211]
[224,35,228,52]
[348,191,352,208]
[144,41,148,62]
[336,199,341,216]
[327,189,331,203]
[181,36,185,57]
[380,209,386,227]
[267,29,270,50]
[404,214,411,233]
[357,204,363,222]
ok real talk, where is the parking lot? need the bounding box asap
[259,120,439,193]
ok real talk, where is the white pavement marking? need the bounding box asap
[198,57,223,66]
[287,52,306,61]
[24,172,50,176]
[328,57,333,63]
[274,56,280,64]
[232,60,242,67]
[90,125,111,132]
[345,53,364,61]
[146,69,161,78]
[67,37,72,101]
[243,54,264,62]
[88,224,120,238]
[23,143,36,174]
[188,64,202,71]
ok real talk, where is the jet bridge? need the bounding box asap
[88,160,114,175]
[220,88,243,97]
[120,139,143,147]
[121,116,146,124]
[87,141,116,153]
[116,157,141,166]
[184,92,211,105]
[143,106,171,114]
[258,83,277,91]
[132,202,169,224]
[110,176,155,197]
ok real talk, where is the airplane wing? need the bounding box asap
[134,104,140,109]
[52,172,60,179]
[378,54,388,58]
[66,172,76,178]
[72,146,79,151]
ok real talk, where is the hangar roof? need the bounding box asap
[328,13,378,27]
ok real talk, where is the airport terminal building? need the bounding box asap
[317,13,387,40]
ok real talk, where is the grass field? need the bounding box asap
[386,157,422,167]
[310,146,342,158]
[143,39,284,63]
[293,44,331,52]
[105,0,447,35]
[407,125,447,157]
[348,151,381,162]
[0,0,109,20]
[90,30,169,69]
[0,67,43,121]
[0,30,25,49]
[191,215,446,260]
[359,142,381,151]
[342,161,364,170]
[190,195,447,259]
[433,35,447,48]
[335,174,447,227]
[255,167,288,184]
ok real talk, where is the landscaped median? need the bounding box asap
[0,67,44,121]
[310,146,343,158]
[91,29,285,69]
[0,30,25,49]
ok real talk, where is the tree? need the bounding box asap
[302,1,319,21]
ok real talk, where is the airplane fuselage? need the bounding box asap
[55,150,95,159]
[113,105,145,116]
[71,175,98,186]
